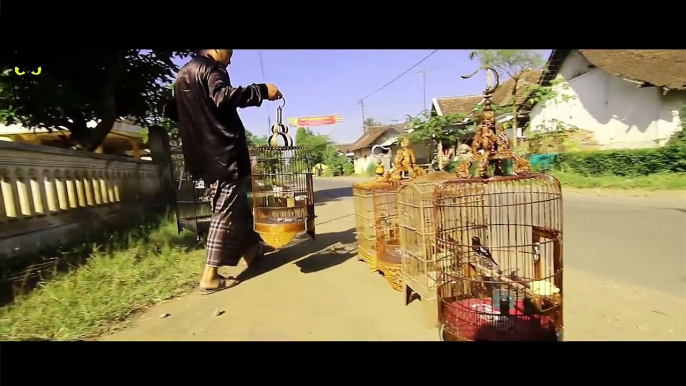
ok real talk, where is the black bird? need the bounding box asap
[471,236,500,271]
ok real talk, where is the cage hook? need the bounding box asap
[268,95,294,147]
[461,66,500,95]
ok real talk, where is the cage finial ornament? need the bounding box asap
[456,67,531,179]
[249,97,316,250]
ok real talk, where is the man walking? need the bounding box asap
[169,49,282,294]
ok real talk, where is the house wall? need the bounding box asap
[530,51,685,149]
[353,148,373,174]
[352,131,398,174]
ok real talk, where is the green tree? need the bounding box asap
[404,110,470,170]
[295,127,331,166]
[0,49,193,151]
[364,117,382,128]
[468,50,544,148]
[323,147,354,176]
[246,130,268,147]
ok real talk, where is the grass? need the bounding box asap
[550,171,686,191]
[0,219,205,341]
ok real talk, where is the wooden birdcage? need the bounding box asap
[353,167,388,272]
[373,138,425,291]
[249,99,315,249]
[434,67,564,341]
[171,144,213,239]
[352,142,399,272]
[397,171,453,327]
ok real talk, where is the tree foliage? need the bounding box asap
[324,147,354,176]
[0,49,193,151]
[293,127,353,175]
[468,50,544,79]
[295,127,331,165]
[364,117,382,127]
[468,50,545,146]
[246,130,268,147]
[404,110,471,145]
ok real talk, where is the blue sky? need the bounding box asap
[172,50,550,144]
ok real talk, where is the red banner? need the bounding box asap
[287,115,342,127]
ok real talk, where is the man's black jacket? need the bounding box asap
[166,54,269,183]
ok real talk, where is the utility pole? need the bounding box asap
[259,51,272,127]
[415,67,439,112]
[358,99,366,132]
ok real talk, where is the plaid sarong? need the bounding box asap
[205,178,260,267]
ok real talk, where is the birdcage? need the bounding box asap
[397,171,453,327]
[171,143,213,239]
[249,99,316,249]
[434,67,563,341]
[352,166,387,271]
[373,137,425,291]
[353,142,398,271]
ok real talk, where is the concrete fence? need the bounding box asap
[0,128,173,258]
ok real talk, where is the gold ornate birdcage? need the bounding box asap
[433,68,564,341]
[373,138,425,291]
[352,159,388,272]
[397,171,453,327]
[249,99,315,249]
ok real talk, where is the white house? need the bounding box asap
[529,50,686,149]
[349,125,402,174]
[348,124,432,174]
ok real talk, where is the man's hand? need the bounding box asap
[265,83,282,101]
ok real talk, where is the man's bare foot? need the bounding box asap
[199,266,238,290]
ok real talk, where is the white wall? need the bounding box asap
[530,51,685,149]
[353,148,373,174]
[352,131,399,174]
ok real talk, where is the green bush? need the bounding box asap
[342,162,354,176]
[365,162,377,177]
[556,145,686,176]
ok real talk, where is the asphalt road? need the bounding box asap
[313,177,686,298]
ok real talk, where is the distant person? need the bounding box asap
[166,49,282,294]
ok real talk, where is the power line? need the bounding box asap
[358,49,439,103]
[331,49,440,139]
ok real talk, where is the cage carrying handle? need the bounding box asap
[268,96,294,147]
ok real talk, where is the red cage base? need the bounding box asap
[441,298,560,342]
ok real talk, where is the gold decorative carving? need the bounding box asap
[456,67,532,179]
[378,260,403,291]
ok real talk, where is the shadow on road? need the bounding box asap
[236,228,357,282]
[314,187,352,206]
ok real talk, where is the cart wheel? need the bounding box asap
[438,324,445,341]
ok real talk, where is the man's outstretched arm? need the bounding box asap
[208,68,268,110]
